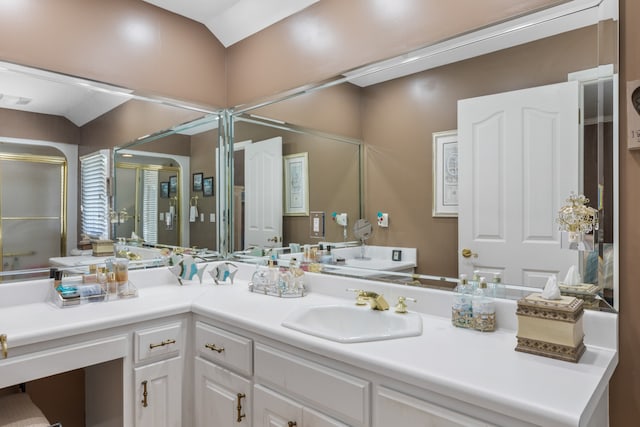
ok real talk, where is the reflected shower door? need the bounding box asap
[1,155,65,274]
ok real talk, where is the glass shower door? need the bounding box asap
[0,155,65,275]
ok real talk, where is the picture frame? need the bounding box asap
[192,172,203,192]
[432,130,458,217]
[160,181,169,199]
[203,176,214,197]
[283,152,309,216]
[169,175,178,196]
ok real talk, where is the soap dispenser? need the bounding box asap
[452,274,473,328]
[472,277,496,332]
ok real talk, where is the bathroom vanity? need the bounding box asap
[0,263,617,427]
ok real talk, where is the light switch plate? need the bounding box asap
[210,213,216,223]
[310,211,325,238]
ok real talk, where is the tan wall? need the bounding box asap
[248,83,363,140]
[226,0,569,105]
[80,100,203,155]
[189,129,219,250]
[233,122,360,247]
[0,109,80,145]
[610,0,640,425]
[0,0,226,107]
[362,26,598,279]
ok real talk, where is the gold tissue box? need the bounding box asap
[559,283,601,309]
[91,239,114,257]
[515,293,585,363]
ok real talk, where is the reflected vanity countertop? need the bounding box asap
[0,263,617,427]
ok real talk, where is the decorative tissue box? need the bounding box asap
[91,239,114,257]
[515,293,585,363]
[559,283,601,309]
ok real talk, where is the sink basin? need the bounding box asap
[281,304,422,343]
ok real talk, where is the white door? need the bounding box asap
[244,137,283,249]
[458,81,580,288]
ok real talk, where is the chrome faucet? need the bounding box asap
[347,289,390,311]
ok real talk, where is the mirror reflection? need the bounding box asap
[229,2,618,310]
[0,60,217,279]
[0,0,618,313]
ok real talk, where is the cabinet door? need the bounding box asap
[254,384,349,427]
[304,407,350,427]
[376,386,494,427]
[194,356,251,427]
[254,384,302,427]
[134,356,182,427]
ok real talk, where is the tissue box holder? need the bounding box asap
[515,293,585,363]
[91,239,114,257]
[559,283,601,309]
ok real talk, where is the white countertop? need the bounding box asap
[0,263,618,427]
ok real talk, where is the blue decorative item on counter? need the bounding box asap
[210,262,238,285]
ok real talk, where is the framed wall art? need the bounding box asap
[192,172,203,192]
[283,152,309,216]
[160,181,169,199]
[203,176,214,197]
[432,130,458,217]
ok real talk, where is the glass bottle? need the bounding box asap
[452,274,472,328]
[288,257,305,293]
[469,270,481,291]
[491,272,506,298]
[472,277,496,332]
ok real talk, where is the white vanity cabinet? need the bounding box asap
[132,321,185,427]
[253,343,370,427]
[193,321,254,427]
[375,386,494,427]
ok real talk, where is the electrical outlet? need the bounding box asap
[377,212,389,227]
[335,213,348,226]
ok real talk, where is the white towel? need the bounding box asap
[189,205,198,222]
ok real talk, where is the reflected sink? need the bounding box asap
[281,304,423,343]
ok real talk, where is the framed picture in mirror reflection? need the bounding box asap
[160,182,169,199]
[192,172,203,192]
[432,130,458,217]
[169,175,177,196]
[203,176,214,197]
[284,152,309,216]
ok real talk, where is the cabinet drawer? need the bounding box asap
[254,343,369,426]
[134,322,183,363]
[376,386,495,427]
[195,321,253,376]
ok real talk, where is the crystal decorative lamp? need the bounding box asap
[557,192,599,251]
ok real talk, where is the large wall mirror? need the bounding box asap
[0,60,219,279]
[228,0,619,311]
[0,0,619,313]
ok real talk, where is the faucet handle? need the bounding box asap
[395,296,417,313]
[346,288,368,305]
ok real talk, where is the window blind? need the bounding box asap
[80,150,110,239]
[142,169,158,244]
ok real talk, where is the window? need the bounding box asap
[80,150,110,239]
[142,169,158,244]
